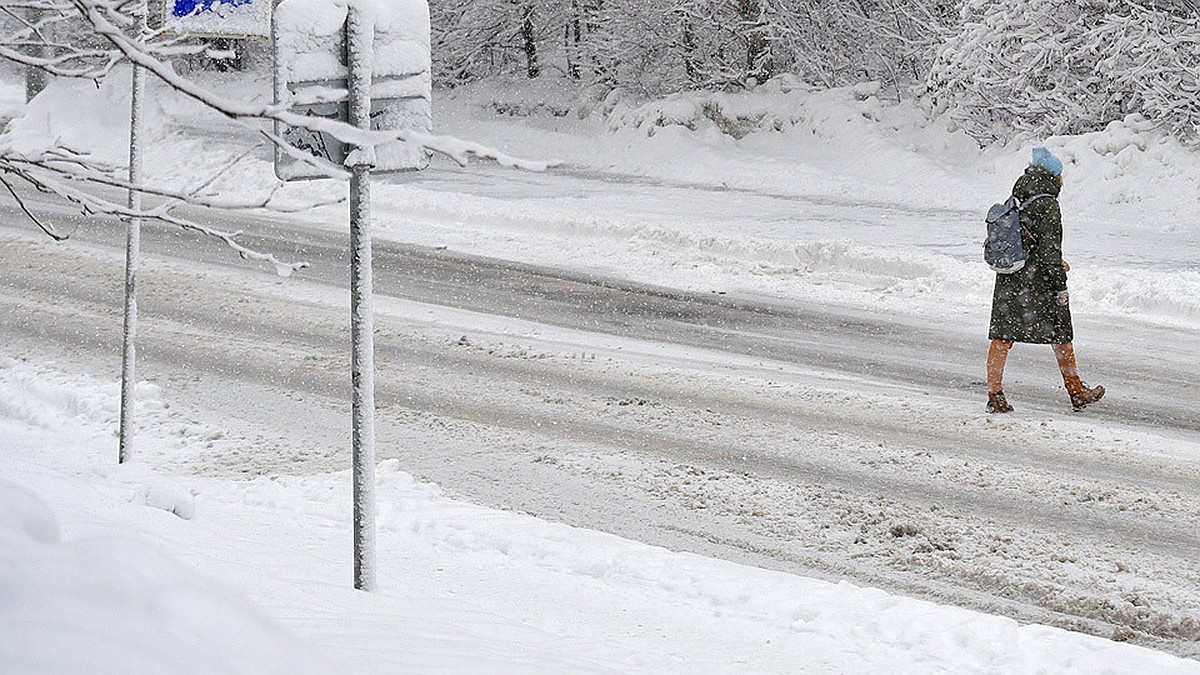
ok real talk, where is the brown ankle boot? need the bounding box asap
[1070,384,1105,411]
[987,391,1013,413]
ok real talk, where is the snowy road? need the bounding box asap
[2,168,1200,659]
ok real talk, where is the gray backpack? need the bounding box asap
[983,193,1052,273]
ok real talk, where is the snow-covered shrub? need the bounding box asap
[928,0,1200,144]
[1092,4,1200,143]
[605,76,799,138]
[605,76,907,141]
[439,76,583,119]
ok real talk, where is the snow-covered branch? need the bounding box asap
[0,154,310,275]
[397,129,553,170]
[72,0,550,170]
[1,0,200,80]
[4,0,549,274]
[928,0,1200,144]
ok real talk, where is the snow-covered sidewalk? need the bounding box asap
[3,357,1199,674]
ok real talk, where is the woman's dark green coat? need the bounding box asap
[988,165,1073,344]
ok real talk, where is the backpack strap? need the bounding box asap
[1017,193,1053,210]
[1015,193,1054,244]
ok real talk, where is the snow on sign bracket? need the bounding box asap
[163,0,271,38]
[272,0,432,181]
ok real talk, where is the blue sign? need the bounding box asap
[163,0,269,37]
[172,0,251,17]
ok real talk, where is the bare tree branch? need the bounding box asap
[1,174,70,240]
[1,156,309,275]
[0,0,551,278]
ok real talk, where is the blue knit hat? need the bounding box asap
[1031,146,1063,176]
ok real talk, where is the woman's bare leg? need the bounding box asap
[987,339,1013,395]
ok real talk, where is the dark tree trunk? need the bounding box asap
[737,0,773,84]
[565,0,585,79]
[522,5,540,78]
[682,16,699,86]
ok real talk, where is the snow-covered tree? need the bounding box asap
[429,0,956,98]
[760,1,955,93]
[431,0,570,83]
[928,0,1200,143]
[1090,2,1200,141]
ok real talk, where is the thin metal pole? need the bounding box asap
[119,56,146,465]
[346,1,376,592]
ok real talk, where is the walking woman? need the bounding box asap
[986,146,1104,413]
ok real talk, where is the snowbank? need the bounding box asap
[0,477,326,675]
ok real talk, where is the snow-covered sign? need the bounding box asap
[163,0,271,38]
[273,0,432,181]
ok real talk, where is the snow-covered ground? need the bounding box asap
[5,358,1198,675]
[3,67,1200,673]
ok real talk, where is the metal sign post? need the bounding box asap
[275,0,430,591]
[117,0,269,466]
[345,1,376,593]
[118,6,148,464]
